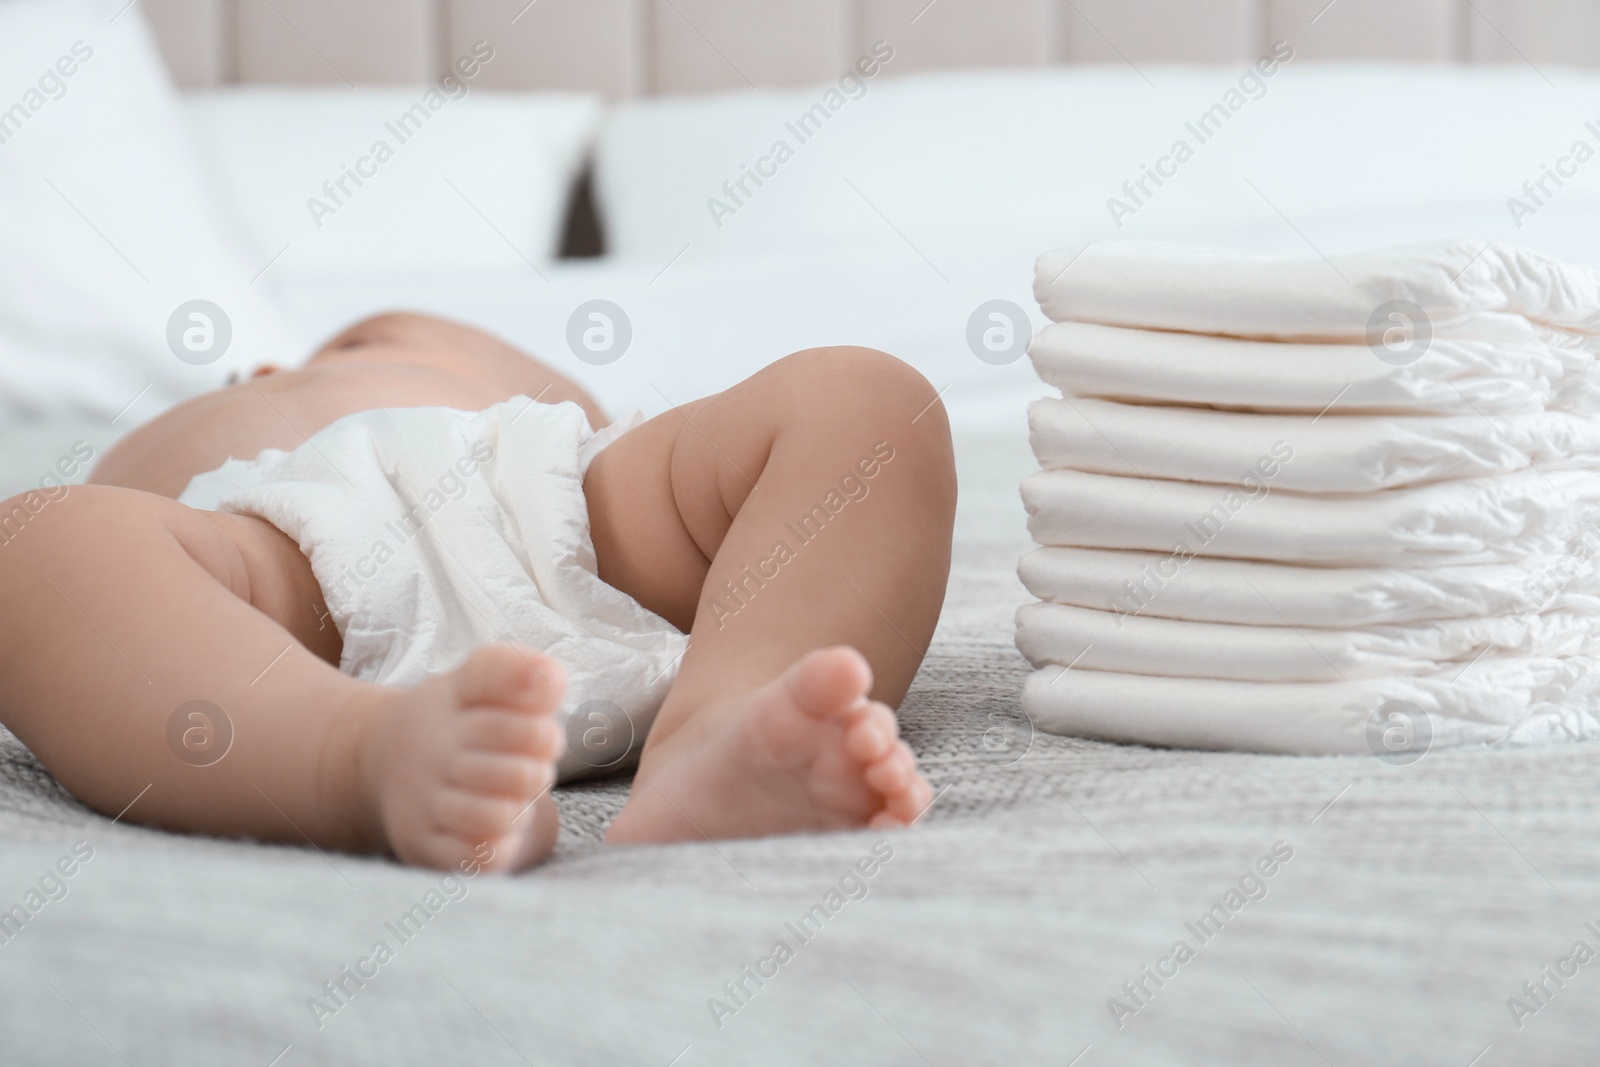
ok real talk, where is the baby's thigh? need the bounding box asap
[6,485,334,665]
[583,403,723,632]
[0,488,302,712]
[199,509,342,665]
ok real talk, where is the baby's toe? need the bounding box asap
[858,736,932,828]
[884,774,934,824]
[460,708,564,760]
[452,645,539,704]
[410,830,485,869]
[433,789,522,841]
[864,739,916,795]
[452,645,565,713]
[844,702,898,762]
[448,752,553,798]
[784,646,874,721]
[868,810,906,830]
[481,792,560,872]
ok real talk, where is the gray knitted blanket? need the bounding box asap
[1,523,1596,1064]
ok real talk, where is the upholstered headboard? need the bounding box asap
[140,0,1600,96]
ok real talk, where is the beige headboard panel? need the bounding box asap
[140,0,1600,96]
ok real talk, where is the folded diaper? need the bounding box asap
[1018,545,1600,627]
[1034,240,1600,341]
[1015,600,1600,683]
[1018,239,1600,756]
[1030,395,1600,492]
[1028,322,1600,416]
[1023,467,1600,567]
[178,398,685,782]
[1022,656,1600,755]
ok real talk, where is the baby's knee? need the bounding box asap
[777,346,955,492]
[781,346,948,426]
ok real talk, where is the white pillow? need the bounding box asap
[0,0,309,422]
[184,88,602,280]
[594,65,1600,266]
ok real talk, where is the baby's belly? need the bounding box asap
[92,359,512,499]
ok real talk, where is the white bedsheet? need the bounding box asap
[264,247,1046,436]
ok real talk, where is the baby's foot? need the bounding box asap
[360,645,566,871]
[605,647,932,844]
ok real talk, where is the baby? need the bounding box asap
[0,313,954,871]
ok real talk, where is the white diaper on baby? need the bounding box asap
[178,397,686,782]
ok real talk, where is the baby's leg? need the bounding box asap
[585,348,954,843]
[0,486,564,871]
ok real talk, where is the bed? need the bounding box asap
[5,1,1600,1063]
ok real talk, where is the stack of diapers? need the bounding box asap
[1016,240,1600,755]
